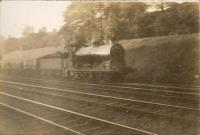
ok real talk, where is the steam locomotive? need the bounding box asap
[65,42,127,82]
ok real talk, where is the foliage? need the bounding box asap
[137,3,199,37]
[2,27,62,54]
[60,2,199,45]
[0,35,5,58]
[60,2,148,46]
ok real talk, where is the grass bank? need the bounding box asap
[120,33,199,85]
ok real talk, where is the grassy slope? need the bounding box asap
[120,33,199,85]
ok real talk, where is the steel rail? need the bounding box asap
[0,92,157,135]
[0,102,85,135]
[0,80,199,111]
[1,83,198,122]
[3,76,200,95]
[31,79,200,97]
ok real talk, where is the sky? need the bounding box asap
[0,1,71,38]
[0,1,194,38]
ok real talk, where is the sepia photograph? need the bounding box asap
[0,0,199,134]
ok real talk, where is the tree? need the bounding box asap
[0,35,5,57]
[137,2,199,37]
[61,2,105,45]
[22,26,34,36]
[153,3,199,35]
[60,2,148,46]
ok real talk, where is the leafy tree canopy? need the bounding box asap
[60,2,199,47]
[60,2,148,47]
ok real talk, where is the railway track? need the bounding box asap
[2,74,200,91]
[0,92,149,135]
[0,103,75,135]
[1,77,199,109]
[2,75,200,98]
[0,76,199,135]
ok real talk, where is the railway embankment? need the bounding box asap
[121,33,199,85]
